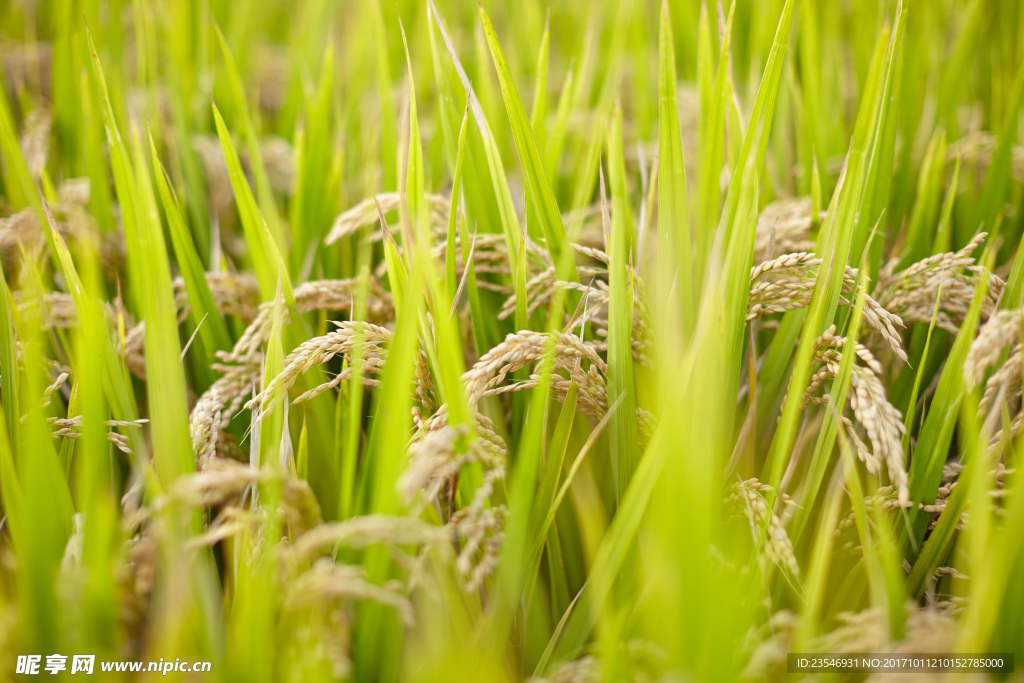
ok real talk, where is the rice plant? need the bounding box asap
[0,0,1022,680]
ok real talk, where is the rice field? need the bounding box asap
[0,0,1023,680]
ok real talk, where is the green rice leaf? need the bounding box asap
[792,475,845,650]
[212,103,293,304]
[767,2,902,500]
[530,15,550,149]
[958,437,1024,649]
[900,129,947,267]
[976,50,1024,249]
[398,14,427,249]
[902,278,945,453]
[830,271,904,635]
[150,134,233,355]
[430,0,525,289]
[0,259,20,456]
[515,202,530,332]
[657,0,694,338]
[544,65,575,178]
[16,336,74,654]
[289,42,335,276]
[532,382,578,545]
[607,104,639,499]
[445,106,470,305]
[694,0,735,291]
[479,5,579,287]
[89,27,193,482]
[905,262,990,553]
[906,389,982,598]
[214,23,286,257]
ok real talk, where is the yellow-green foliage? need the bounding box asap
[0,1,1023,681]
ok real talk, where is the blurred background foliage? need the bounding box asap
[0,0,1023,681]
